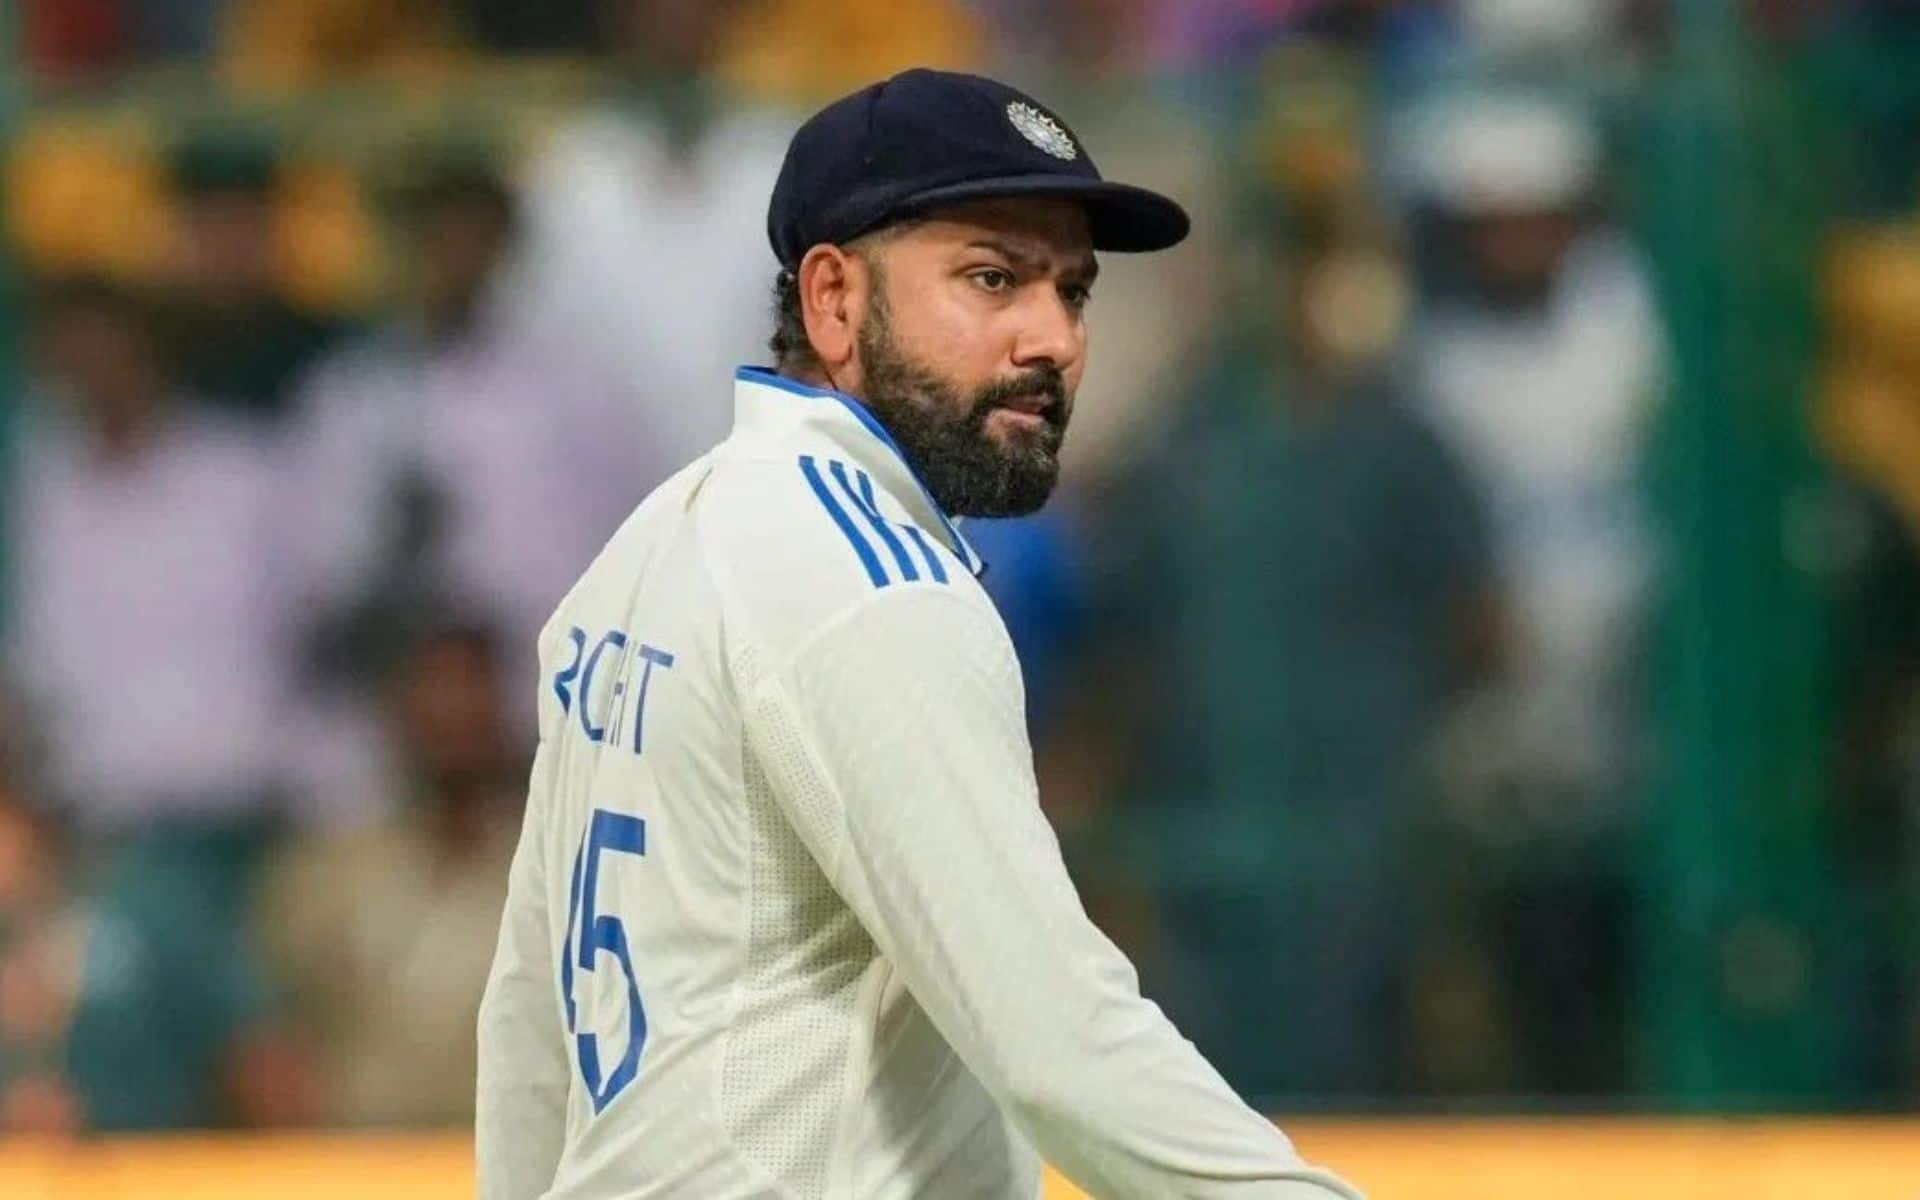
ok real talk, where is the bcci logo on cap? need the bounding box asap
[1006,101,1077,161]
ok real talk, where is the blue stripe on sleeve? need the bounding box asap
[900,524,950,584]
[799,455,889,588]
[830,460,919,583]
[855,466,949,584]
[736,367,983,574]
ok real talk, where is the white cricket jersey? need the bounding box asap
[476,367,1362,1200]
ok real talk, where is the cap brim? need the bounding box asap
[897,174,1190,253]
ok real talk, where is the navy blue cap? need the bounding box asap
[768,69,1190,269]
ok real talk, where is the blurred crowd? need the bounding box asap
[2,0,1919,1134]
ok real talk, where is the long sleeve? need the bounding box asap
[746,584,1362,1200]
[477,735,570,1200]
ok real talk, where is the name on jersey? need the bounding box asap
[553,625,676,756]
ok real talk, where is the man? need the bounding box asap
[156,126,347,421]
[477,70,1360,1199]
[258,621,525,1127]
[5,278,305,1130]
[1403,94,1658,1095]
[9,277,292,850]
[1083,212,1498,1101]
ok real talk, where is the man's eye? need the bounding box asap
[971,268,1015,292]
[1062,284,1092,311]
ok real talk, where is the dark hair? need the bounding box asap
[768,268,814,374]
[766,223,916,376]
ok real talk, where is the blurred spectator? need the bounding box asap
[254,623,524,1127]
[1071,211,1498,1100]
[0,759,288,1132]
[1402,94,1661,1094]
[504,0,795,473]
[284,152,652,762]
[156,128,350,422]
[5,278,294,849]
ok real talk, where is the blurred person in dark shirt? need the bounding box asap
[1069,209,1499,1101]
[155,127,347,422]
[255,621,524,1127]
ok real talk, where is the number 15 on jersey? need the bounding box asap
[561,807,648,1114]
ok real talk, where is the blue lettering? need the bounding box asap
[629,645,676,756]
[553,626,588,714]
[578,631,629,743]
[554,626,676,756]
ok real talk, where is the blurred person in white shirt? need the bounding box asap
[1401,93,1661,1093]
[7,277,293,842]
[504,0,796,472]
[284,153,653,811]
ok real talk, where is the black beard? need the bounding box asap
[854,296,1070,519]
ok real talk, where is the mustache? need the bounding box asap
[970,367,1070,426]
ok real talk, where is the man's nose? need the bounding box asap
[1010,287,1083,372]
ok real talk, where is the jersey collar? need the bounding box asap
[729,366,984,577]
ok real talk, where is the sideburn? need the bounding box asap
[851,265,1064,518]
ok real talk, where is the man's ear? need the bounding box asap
[798,244,868,386]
